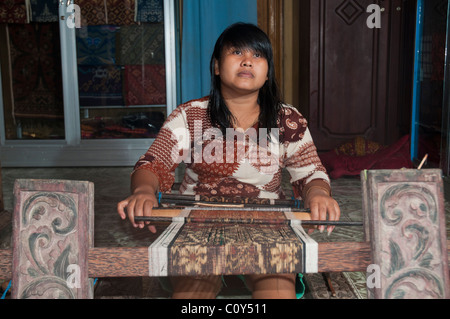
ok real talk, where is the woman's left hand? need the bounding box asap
[305,188,341,235]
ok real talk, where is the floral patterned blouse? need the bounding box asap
[134,96,330,200]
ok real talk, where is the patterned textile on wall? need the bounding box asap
[9,23,64,119]
[0,0,29,23]
[135,0,164,23]
[76,25,119,65]
[107,0,136,25]
[29,0,58,22]
[124,65,166,106]
[76,0,108,26]
[78,65,124,107]
[116,23,165,65]
[76,0,137,26]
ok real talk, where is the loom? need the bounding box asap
[0,169,449,299]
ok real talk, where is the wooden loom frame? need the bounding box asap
[0,169,449,299]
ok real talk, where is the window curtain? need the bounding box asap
[180,0,257,103]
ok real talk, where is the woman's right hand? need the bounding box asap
[117,169,161,233]
[117,188,159,233]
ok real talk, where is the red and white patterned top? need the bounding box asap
[134,97,330,200]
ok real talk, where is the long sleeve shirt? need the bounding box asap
[134,97,330,200]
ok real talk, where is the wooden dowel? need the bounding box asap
[135,208,363,226]
[323,272,337,297]
[157,205,311,213]
[134,216,362,226]
[159,193,304,208]
[161,199,304,209]
[417,154,428,169]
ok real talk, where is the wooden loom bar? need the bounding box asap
[0,242,373,279]
[2,241,448,279]
[0,249,12,281]
[3,240,450,279]
[88,242,373,277]
[100,242,374,276]
[1,241,449,283]
[134,216,363,226]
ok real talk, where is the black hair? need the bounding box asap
[207,22,282,135]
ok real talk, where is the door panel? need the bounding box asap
[305,0,406,151]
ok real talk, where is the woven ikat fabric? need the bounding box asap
[148,209,317,276]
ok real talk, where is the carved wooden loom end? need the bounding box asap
[11,179,94,299]
[362,169,450,299]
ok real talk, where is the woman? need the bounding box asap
[117,23,340,299]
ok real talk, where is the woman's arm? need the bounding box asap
[280,106,340,234]
[303,182,340,235]
[117,104,192,232]
[117,169,160,233]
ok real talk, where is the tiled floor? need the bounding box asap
[1,167,449,298]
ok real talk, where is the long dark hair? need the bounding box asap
[208,22,282,135]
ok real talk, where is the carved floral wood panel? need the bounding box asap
[12,180,94,299]
[362,169,450,299]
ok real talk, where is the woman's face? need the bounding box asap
[215,46,269,98]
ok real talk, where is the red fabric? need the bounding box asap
[319,135,413,179]
[124,65,166,106]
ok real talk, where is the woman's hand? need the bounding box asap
[117,169,160,234]
[305,187,341,235]
[117,188,159,233]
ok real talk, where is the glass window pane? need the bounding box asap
[1,18,65,140]
[416,0,448,167]
[76,0,167,139]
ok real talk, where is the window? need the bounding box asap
[75,1,167,139]
[0,0,179,166]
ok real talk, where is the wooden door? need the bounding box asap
[299,0,411,151]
